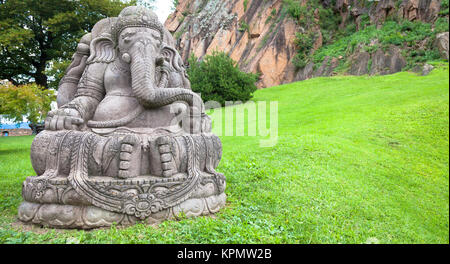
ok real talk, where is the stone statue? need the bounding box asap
[18,6,226,229]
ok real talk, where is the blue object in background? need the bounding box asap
[0,122,31,129]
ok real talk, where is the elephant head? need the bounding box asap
[85,6,203,114]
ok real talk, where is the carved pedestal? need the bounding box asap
[18,130,226,229]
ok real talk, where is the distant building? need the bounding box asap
[0,122,33,137]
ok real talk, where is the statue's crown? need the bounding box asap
[111,6,164,42]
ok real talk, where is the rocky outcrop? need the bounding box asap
[314,56,340,77]
[435,32,449,60]
[398,0,442,23]
[165,0,300,88]
[370,45,407,75]
[337,0,442,28]
[349,51,371,76]
[166,0,446,88]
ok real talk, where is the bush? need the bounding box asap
[435,17,449,33]
[292,32,316,69]
[440,0,449,15]
[187,52,259,106]
[283,0,302,21]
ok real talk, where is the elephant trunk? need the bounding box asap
[129,41,157,103]
[129,42,204,112]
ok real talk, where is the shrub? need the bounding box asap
[283,0,314,25]
[435,17,449,33]
[440,0,449,15]
[283,0,302,21]
[187,52,259,106]
[292,32,316,69]
[238,21,250,32]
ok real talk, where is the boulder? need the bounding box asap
[349,51,371,75]
[369,0,397,25]
[422,63,434,75]
[294,62,315,82]
[370,46,406,75]
[314,56,339,77]
[398,0,441,23]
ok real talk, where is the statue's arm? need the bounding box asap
[45,63,107,131]
[66,63,107,120]
[56,33,92,107]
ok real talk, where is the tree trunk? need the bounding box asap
[34,70,48,89]
[33,55,48,89]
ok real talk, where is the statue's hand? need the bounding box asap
[45,108,84,131]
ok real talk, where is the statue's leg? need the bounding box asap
[156,135,178,177]
[31,130,145,179]
[117,134,142,179]
[149,133,222,178]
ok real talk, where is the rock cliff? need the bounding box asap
[165,0,449,88]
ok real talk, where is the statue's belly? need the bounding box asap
[93,95,140,122]
[92,95,185,129]
[127,104,182,129]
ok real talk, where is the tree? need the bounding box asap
[187,52,259,106]
[0,81,55,124]
[0,0,137,89]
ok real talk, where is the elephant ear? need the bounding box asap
[160,46,184,72]
[86,34,116,64]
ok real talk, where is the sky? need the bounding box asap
[152,0,175,23]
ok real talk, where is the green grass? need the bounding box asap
[0,64,448,244]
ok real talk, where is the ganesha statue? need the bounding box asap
[18,6,226,229]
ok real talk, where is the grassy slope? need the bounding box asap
[0,63,448,244]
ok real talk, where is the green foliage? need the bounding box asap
[0,82,55,124]
[238,21,250,33]
[312,19,442,71]
[283,0,303,21]
[282,0,341,68]
[440,0,449,15]
[0,0,136,89]
[358,14,371,29]
[292,32,316,69]
[259,7,288,50]
[187,52,258,106]
[174,26,186,40]
[283,0,331,28]
[45,60,72,92]
[317,7,340,44]
[271,8,277,17]
[243,0,248,12]
[265,8,279,24]
[172,0,180,10]
[0,64,448,243]
[285,0,445,72]
[435,17,449,33]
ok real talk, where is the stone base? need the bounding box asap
[18,193,226,229]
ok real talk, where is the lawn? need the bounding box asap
[0,62,448,244]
